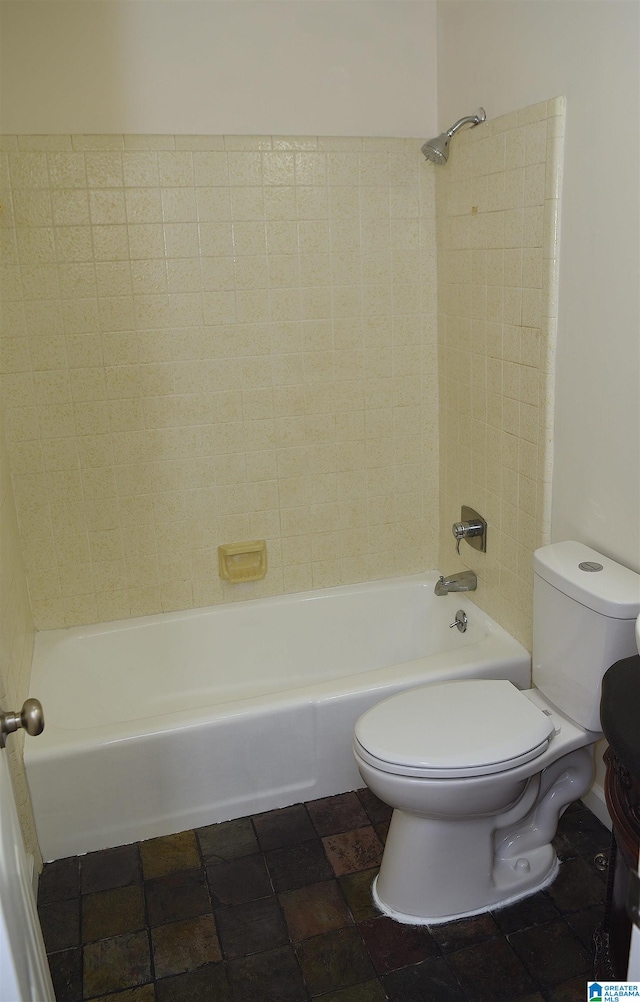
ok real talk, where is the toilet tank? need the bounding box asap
[533,541,640,732]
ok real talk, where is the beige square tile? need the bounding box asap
[296,186,329,220]
[265,220,297,256]
[95,261,132,298]
[164,222,199,258]
[92,224,129,261]
[96,589,130,621]
[69,367,107,403]
[17,228,56,264]
[158,151,193,187]
[525,121,548,166]
[89,189,127,225]
[524,164,545,207]
[130,259,167,295]
[268,255,299,289]
[522,248,543,289]
[162,188,197,223]
[13,190,53,227]
[128,223,165,259]
[193,152,228,187]
[263,152,295,186]
[197,221,233,258]
[52,190,90,227]
[85,152,123,188]
[125,188,163,224]
[228,220,263,256]
[166,258,200,294]
[9,152,49,188]
[122,151,159,187]
[98,295,135,332]
[47,152,86,188]
[196,187,231,222]
[523,205,543,248]
[294,153,327,186]
[74,400,111,436]
[263,186,297,222]
[128,586,162,618]
[227,152,263,186]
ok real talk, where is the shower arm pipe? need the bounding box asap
[446,108,486,138]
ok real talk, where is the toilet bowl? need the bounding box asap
[354,542,640,925]
[354,681,595,923]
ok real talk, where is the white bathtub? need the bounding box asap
[26,573,530,861]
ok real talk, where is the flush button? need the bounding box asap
[579,561,603,572]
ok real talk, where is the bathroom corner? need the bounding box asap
[436,98,565,651]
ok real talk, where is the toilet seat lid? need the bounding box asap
[354,680,554,778]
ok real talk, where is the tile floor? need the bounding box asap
[37,791,610,1002]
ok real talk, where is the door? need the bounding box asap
[0,749,54,1001]
[629,856,640,980]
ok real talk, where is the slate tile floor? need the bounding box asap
[38,791,610,1002]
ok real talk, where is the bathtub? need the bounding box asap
[26,573,530,861]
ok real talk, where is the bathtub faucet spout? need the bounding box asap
[434,570,477,596]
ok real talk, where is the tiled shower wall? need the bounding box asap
[436,99,564,648]
[0,135,438,629]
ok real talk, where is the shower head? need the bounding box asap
[421,108,486,164]
[421,133,452,165]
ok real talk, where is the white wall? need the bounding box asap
[0,0,438,138]
[437,0,640,574]
[437,0,639,825]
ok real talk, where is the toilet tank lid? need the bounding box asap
[534,541,640,619]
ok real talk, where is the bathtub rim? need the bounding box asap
[35,569,468,643]
[27,572,531,754]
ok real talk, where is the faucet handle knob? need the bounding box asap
[452,520,482,554]
[452,509,487,555]
[449,610,468,632]
[452,522,465,555]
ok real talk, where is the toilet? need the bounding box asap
[353,541,640,925]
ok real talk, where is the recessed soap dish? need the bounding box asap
[218,540,267,583]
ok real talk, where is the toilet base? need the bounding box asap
[356,737,595,927]
[371,854,560,926]
[370,802,563,926]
